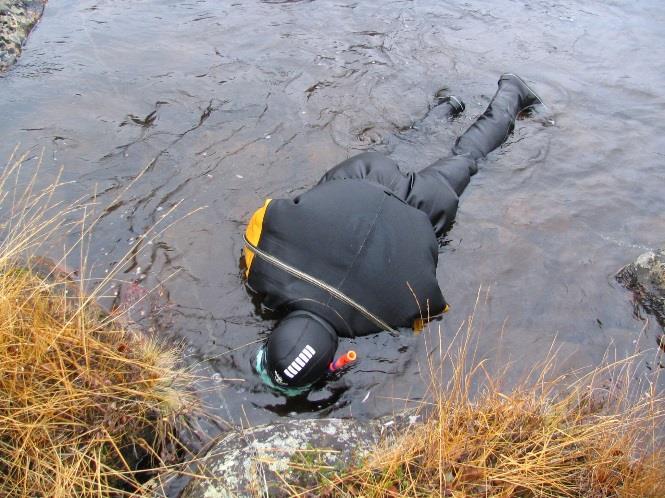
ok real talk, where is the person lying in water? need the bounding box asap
[243,74,543,395]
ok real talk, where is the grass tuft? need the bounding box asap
[297,300,665,497]
[0,150,195,497]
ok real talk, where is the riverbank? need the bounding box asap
[313,364,665,497]
[0,0,46,72]
[182,322,665,498]
[0,153,195,496]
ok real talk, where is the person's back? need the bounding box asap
[245,177,446,337]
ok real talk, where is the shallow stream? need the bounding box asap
[1,0,664,428]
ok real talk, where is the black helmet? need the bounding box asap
[265,310,338,388]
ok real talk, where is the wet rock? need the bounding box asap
[0,0,46,72]
[179,417,405,498]
[617,246,665,331]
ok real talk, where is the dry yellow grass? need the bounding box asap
[295,300,665,497]
[0,150,195,497]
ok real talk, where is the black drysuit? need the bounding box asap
[244,74,539,337]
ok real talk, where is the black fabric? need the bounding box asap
[247,74,540,338]
[453,74,540,160]
[265,310,337,387]
[438,95,465,117]
[248,179,445,337]
[319,152,465,237]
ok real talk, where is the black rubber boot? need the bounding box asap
[413,74,543,235]
[438,95,465,118]
[452,73,542,161]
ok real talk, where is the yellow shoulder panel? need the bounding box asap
[412,303,450,333]
[244,199,272,277]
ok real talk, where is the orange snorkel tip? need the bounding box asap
[329,350,357,372]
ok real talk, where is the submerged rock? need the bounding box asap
[179,417,408,498]
[0,0,46,72]
[617,246,665,332]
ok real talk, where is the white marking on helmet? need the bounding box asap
[283,344,316,379]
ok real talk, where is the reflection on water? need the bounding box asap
[1,0,665,430]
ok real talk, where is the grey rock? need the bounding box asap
[0,0,47,72]
[617,246,665,331]
[178,417,408,498]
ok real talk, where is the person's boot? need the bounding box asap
[452,73,543,160]
[498,73,543,108]
[438,95,465,118]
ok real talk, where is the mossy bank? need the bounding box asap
[0,0,46,72]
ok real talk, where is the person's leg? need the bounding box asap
[405,155,475,236]
[319,95,464,195]
[317,152,409,196]
[318,95,465,194]
[452,73,542,161]
[410,74,542,236]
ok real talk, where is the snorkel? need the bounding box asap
[329,350,357,372]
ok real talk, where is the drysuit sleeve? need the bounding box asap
[317,152,408,192]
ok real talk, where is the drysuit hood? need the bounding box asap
[263,310,338,389]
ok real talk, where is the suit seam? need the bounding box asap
[329,193,387,304]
